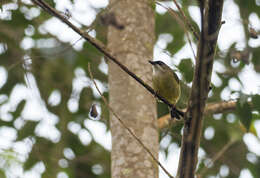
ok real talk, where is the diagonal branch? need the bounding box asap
[156,2,196,60]
[198,140,237,177]
[177,1,224,178]
[31,0,184,118]
[171,0,200,40]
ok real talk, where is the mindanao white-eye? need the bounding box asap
[149,60,181,119]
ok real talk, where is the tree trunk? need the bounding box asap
[107,0,158,178]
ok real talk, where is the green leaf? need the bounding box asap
[252,94,260,112]
[252,48,260,72]
[178,58,194,83]
[239,93,249,105]
[11,100,26,119]
[236,101,252,131]
[6,10,29,28]
[0,169,6,178]
[23,154,39,171]
[45,0,55,7]
[24,137,54,170]
[17,121,38,140]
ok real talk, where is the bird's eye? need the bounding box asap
[158,61,163,66]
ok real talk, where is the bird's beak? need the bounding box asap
[149,60,156,65]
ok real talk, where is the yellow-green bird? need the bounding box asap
[149,60,181,119]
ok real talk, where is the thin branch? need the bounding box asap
[31,0,184,118]
[171,0,200,40]
[177,1,224,177]
[204,100,237,114]
[158,100,237,129]
[156,2,196,60]
[8,37,84,72]
[198,140,237,177]
[87,63,174,178]
[7,57,31,71]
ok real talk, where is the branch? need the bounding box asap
[177,1,224,178]
[155,0,199,40]
[87,64,174,178]
[203,100,237,114]
[31,0,184,118]
[198,140,237,177]
[156,2,196,59]
[158,100,237,129]
[171,0,200,40]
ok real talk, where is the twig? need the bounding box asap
[171,0,200,40]
[198,140,237,177]
[155,0,199,40]
[156,2,196,60]
[7,37,83,72]
[7,57,31,71]
[87,63,174,178]
[31,0,184,118]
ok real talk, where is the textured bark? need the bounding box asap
[177,1,224,178]
[107,0,158,178]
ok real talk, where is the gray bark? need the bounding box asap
[107,0,158,178]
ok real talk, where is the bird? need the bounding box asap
[149,60,181,119]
